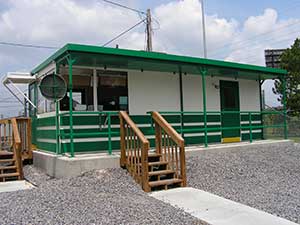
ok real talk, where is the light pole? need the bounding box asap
[200,0,207,58]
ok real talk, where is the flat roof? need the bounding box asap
[31,43,287,80]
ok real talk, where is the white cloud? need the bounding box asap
[1,0,300,116]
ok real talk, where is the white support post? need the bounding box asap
[93,68,98,111]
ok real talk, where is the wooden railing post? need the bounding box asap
[27,118,32,159]
[119,113,126,167]
[142,141,150,192]
[155,121,162,154]
[11,118,24,180]
[179,143,186,187]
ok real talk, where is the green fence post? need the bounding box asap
[179,67,184,137]
[249,112,253,143]
[201,68,208,147]
[55,62,61,155]
[108,113,112,155]
[67,56,75,157]
[283,77,288,139]
[259,79,265,140]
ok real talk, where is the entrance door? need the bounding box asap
[220,80,241,143]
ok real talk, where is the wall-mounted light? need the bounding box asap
[212,82,219,89]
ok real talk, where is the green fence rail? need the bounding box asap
[59,111,119,157]
[149,110,287,146]
[55,110,287,157]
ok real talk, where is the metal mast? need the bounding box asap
[200,0,207,58]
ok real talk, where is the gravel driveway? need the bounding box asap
[0,166,204,225]
[187,143,300,224]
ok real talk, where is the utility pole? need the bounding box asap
[146,9,153,52]
[200,0,207,58]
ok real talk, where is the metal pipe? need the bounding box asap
[93,68,98,111]
[68,57,75,157]
[200,0,207,58]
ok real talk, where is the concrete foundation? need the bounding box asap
[33,151,120,178]
[33,139,293,178]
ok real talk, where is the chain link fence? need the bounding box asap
[263,113,300,142]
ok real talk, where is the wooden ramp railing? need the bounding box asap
[0,117,32,160]
[0,118,25,182]
[120,111,187,192]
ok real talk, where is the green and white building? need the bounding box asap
[17,43,288,157]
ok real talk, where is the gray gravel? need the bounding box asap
[0,166,205,225]
[187,143,300,223]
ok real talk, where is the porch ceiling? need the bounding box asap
[31,43,287,80]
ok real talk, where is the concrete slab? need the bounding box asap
[0,180,34,193]
[150,187,298,225]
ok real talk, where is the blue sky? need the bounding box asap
[0,0,299,116]
[139,0,300,20]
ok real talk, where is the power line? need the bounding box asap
[0,41,58,49]
[102,0,146,15]
[102,19,146,47]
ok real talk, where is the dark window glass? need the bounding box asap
[223,86,236,109]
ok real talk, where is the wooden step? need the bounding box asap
[0,159,15,163]
[128,153,162,158]
[0,172,19,178]
[149,169,175,176]
[0,165,17,170]
[149,178,183,187]
[0,151,13,156]
[148,161,168,167]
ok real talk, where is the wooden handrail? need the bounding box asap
[0,117,32,161]
[119,111,149,144]
[11,118,24,180]
[119,111,150,192]
[151,111,187,187]
[11,118,21,144]
[152,111,184,147]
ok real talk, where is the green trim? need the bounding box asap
[31,43,287,76]
[201,69,208,147]
[283,77,288,139]
[179,68,184,136]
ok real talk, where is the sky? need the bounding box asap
[0,0,300,117]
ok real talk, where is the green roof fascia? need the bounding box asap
[31,44,69,75]
[31,43,287,77]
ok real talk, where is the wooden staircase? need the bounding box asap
[120,111,186,192]
[0,118,24,182]
[0,151,22,182]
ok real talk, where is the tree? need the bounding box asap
[273,38,300,116]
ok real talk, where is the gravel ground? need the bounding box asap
[187,143,300,223]
[0,166,205,225]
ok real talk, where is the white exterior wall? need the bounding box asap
[127,71,260,114]
[128,71,180,115]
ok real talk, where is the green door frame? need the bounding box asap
[220,80,241,142]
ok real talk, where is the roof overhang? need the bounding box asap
[31,43,287,80]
